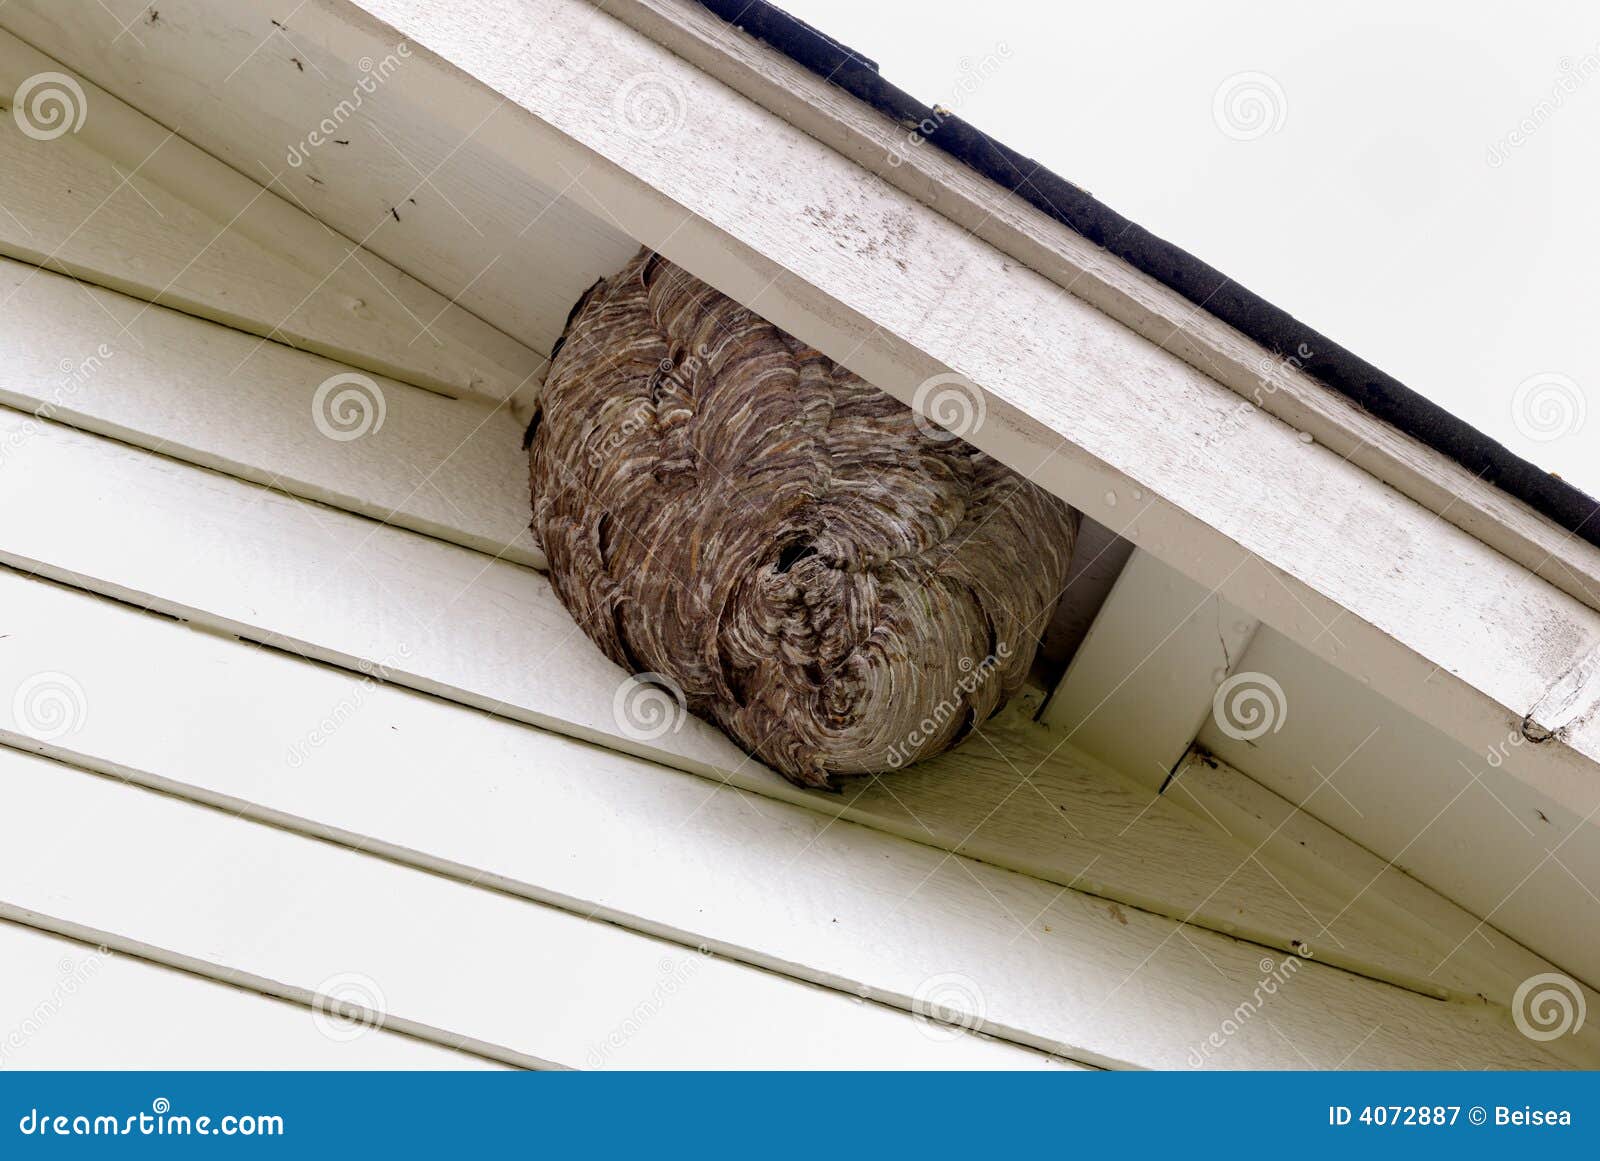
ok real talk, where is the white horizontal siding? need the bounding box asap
[0,521,1579,1067]
[0,258,542,567]
[0,402,1520,1008]
[0,920,506,1069]
[0,746,1066,1071]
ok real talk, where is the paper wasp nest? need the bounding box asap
[528,250,1078,789]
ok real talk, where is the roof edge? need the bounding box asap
[695,0,1600,552]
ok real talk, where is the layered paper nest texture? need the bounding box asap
[530,250,1078,789]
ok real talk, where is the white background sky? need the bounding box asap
[776,0,1599,497]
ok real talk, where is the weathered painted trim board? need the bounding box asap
[605,0,1600,619]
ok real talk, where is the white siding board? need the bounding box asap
[0,747,1067,1071]
[1167,748,1600,1053]
[0,413,1533,1002]
[855,721,1495,1001]
[0,569,1488,1006]
[0,257,542,567]
[0,26,543,402]
[0,920,506,1070]
[0,566,1584,1068]
[3,718,1577,1069]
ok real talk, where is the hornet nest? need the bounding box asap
[528,249,1078,789]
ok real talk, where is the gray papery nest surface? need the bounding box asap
[529,249,1079,789]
